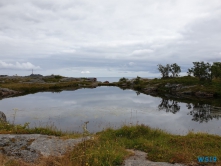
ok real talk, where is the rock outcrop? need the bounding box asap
[0,88,21,98]
[143,87,157,93]
[123,149,186,166]
[0,134,91,163]
[164,83,214,98]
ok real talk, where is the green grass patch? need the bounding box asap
[99,125,220,164]
[42,75,64,82]
[0,82,79,93]
[0,121,64,136]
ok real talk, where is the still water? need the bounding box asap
[0,86,221,135]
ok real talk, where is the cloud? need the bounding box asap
[132,49,154,56]
[81,71,90,74]
[0,1,221,76]
[128,62,135,66]
[62,49,76,53]
[0,61,41,70]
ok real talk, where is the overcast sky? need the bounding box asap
[0,0,221,77]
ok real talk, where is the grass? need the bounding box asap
[102,125,221,164]
[0,81,92,94]
[0,122,220,165]
[147,76,221,96]
[0,121,64,136]
[42,75,64,83]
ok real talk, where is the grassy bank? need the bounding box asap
[1,76,221,100]
[149,76,221,97]
[0,81,94,94]
[116,76,221,100]
[0,122,220,165]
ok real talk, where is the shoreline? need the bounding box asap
[1,76,221,103]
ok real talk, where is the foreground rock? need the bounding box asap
[0,134,90,163]
[123,150,186,166]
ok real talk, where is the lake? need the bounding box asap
[0,86,221,135]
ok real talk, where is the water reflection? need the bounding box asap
[0,86,221,135]
[158,98,221,123]
[187,103,221,123]
[136,91,140,96]
[158,99,180,114]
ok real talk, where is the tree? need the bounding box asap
[187,61,212,81]
[158,63,181,78]
[170,63,181,77]
[157,64,170,78]
[119,77,127,82]
[211,62,221,79]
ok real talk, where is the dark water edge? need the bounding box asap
[0,86,221,136]
[96,77,154,83]
[96,77,131,83]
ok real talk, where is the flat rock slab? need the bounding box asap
[123,150,186,166]
[0,134,90,163]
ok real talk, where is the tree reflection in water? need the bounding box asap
[187,103,221,123]
[158,98,221,123]
[158,99,180,114]
[136,91,140,96]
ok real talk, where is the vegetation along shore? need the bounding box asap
[1,61,221,102]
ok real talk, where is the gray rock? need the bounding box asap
[123,150,186,166]
[0,134,90,162]
[0,88,21,98]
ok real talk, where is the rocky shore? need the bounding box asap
[0,75,219,101]
[0,88,21,98]
[114,79,216,99]
[151,83,214,98]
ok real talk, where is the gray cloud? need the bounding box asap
[0,0,221,77]
[0,61,40,70]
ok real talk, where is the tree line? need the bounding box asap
[158,61,221,81]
